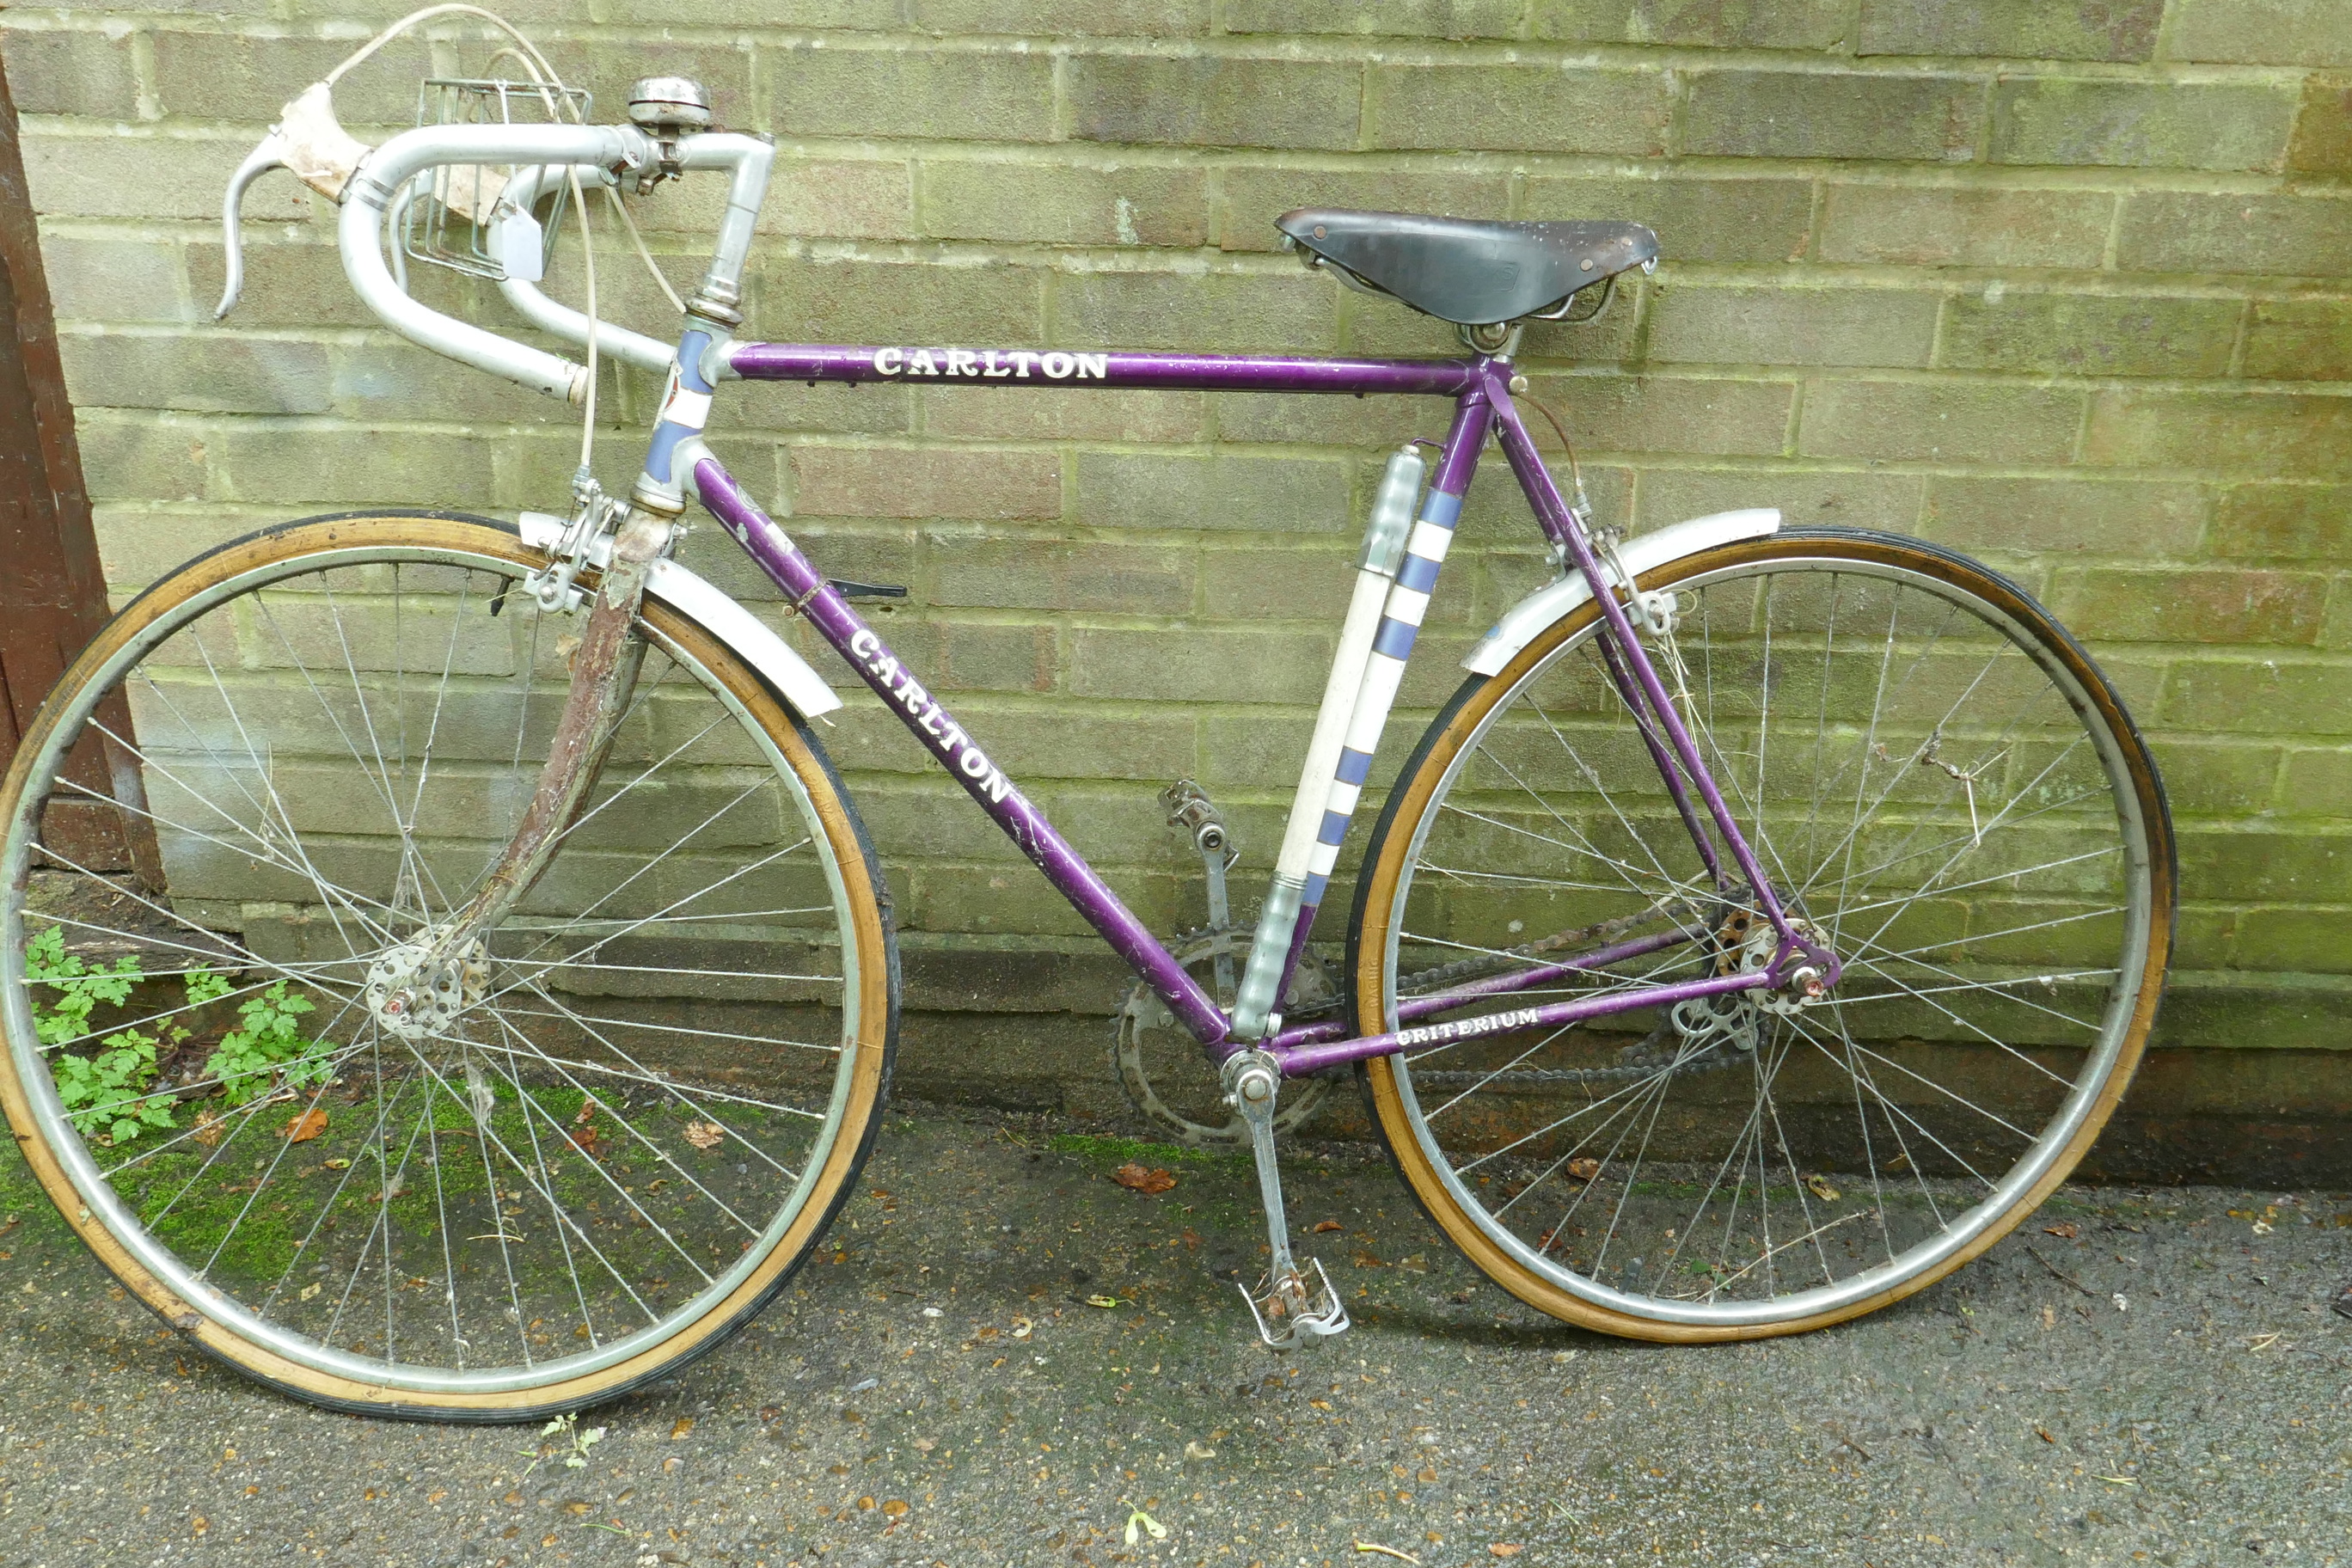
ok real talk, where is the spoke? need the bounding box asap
[394,567,480,922]
[1752,1032,1835,1291]
[482,1026,606,1351]
[476,1005,777,1218]
[1423,1020,1583,1124]
[1435,802,1707,908]
[1797,1015,2030,1156]
[40,970,307,1056]
[484,1001,841,1069]
[455,1025,824,1119]
[481,834,816,1008]
[1824,843,2122,929]
[249,594,426,916]
[92,1036,371,1168]
[1448,1054,1674,1178]
[407,1046,666,1325]
[498,981,813,1175]
[202,1047,369,1289]
[528,958,846,987]
[172,643,383,965]
[255,1074,422,1318]
[1523,692,1700,901]
[478,1045,724,1283]
[53,753,402,952]
[1827,965,2101,1087]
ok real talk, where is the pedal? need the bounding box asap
[1239,1256,1350,1351]
[1161,779,1239,995]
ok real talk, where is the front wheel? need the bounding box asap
[1348,529,2172,1340]
[0,512,897,1418]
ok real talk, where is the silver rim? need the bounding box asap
[3,532,871,1393]
[1377,546,2158,1328]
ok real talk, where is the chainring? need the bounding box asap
[1112,927,1338,1147]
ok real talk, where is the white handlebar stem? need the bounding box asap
[340,122,651,403]
[676,132,774,330]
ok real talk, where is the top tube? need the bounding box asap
[726,341,1482,397]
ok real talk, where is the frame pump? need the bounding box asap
[1229,440,1432,1044]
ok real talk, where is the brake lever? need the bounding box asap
[215,82,371,320]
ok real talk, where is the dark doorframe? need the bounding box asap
[0,61,161,885]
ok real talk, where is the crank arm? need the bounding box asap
[1227,1050,1349,1351]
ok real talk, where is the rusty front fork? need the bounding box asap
[366,508,669,1036]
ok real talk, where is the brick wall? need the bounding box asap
[7,0,2349,1158]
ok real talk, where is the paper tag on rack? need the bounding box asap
[658,364,713,431]
[490,205,544,283]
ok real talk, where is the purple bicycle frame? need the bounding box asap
[679,339,1822,1077]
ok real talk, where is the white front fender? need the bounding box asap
[1463,508,1782,677]
[518,512,843,720]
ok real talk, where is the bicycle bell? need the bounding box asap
[628,76,711,187]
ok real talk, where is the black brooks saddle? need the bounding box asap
[1277,209,1657,328]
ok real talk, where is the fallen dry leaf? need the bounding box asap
[1489,1547,1523,1559]
[912,1437,935,1453]
[881,1499,909,1518]
[683,1119,725,1150]
[282,1107,328,1143]
[191,1516,209,1537]
[1112,1162,1177,1194]
[1010,1316,1033,1339]
[1804,1173,1841,1202]
[1314,1218,1343,1233]
[323,1158,351,1170]
[2043,1222,2079,1240]
[192,1107,224,1148]
[1353,1249,1386,1269]
[1085,1294,1119,1308]
[1566,1157,1600,1181]
[2037,1427,2055,1443]
[670,1417,694,1440]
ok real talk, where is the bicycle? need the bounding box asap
[0,13,2173,1420]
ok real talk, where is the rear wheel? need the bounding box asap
[1348,530,2171,1340]
[0,512,897,1418]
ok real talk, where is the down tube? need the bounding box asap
[692,456,1231,1046]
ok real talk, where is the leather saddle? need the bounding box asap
[1276,209,1657,327]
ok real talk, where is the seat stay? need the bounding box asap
[1488,391,1839,990]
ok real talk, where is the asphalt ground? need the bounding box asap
[2,1102,2348,1568]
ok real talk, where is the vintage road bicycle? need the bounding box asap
[0,19,2173,1420]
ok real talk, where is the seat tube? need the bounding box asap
[1226,387,1495,1045]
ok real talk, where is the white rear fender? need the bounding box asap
[1463,508,1782,677]
[518,512,843,720]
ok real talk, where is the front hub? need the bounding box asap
[362,934,488,1042]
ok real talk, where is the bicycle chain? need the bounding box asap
[1393,902,1698,1001]
[1404,1026,1743,1087]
